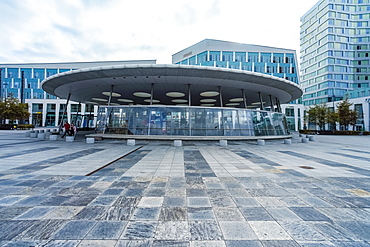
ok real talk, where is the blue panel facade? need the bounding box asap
[174,49,299,86]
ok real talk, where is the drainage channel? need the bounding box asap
[85,146,143,176]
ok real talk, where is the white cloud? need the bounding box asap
[0,0,319,64]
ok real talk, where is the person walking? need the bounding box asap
[61,121,70,138]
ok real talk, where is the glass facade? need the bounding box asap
[95,106,289,137]
[175,50,299,85]
[300,0,370,106]
[0,67,64,100]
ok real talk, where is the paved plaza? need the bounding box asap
[0,130,369,247]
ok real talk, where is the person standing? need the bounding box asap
[70,123,77,139]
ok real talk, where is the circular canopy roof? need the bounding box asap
[42,64,303,107]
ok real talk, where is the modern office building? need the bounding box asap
[172,39,304,131]
[0,60,156,127]
[300,0,370,130]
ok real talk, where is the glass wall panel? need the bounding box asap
[94,106,288,137]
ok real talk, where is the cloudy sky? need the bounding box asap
[0,0,319,64]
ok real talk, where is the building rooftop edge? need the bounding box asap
[172,39,296,57]
[0,59,157,67]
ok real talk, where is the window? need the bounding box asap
[248,53,259,63]
[222,52,233,62]
[235,52,246,62]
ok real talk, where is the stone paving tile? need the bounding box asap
[249,221,292,240]
[84,221,127,239]
[1,132,370,245]
[51,220,96,240]
[219,221,257,240]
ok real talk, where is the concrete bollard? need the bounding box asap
[38,133,46,139]
[127,139,135,146]
[66,136,74,142]
[301,138,309,143]
[86,137,95,144]
[45,132,51,139]
[46,129,50,132]
[174,140,182,147]
[284,139,292,144]
[50,135,58,141]
[30,132,37,138]
[257,140,265,145]
[25,131,31,137]
[299,134,304,137]
[219,140,227,147]
[309,135,315,141]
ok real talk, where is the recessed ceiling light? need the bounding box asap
[200,99,217,103]
[200,91,219,97]
[226,103,240,106]
[144,99,160,103]
[117,99,133,103]
[251,101,266,105]
[200,104,215,107]
[172,99,188,103]
[102,92,121,97]
[92,98,108,102]
[229,98,244,102]
[166,92,185,97]
[176,104,188,106]
[133,92,151,97]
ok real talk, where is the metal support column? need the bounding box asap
[218,86,223,107]
[242,89,247,108]
[150,83,154,105]
[188,84,191,106]
[269,95,274,112]
[58,93,71,133]
[108,85,114,106]
[276,98,282,112]
[258,92,264,110]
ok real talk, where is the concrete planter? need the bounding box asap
[49,135,58,141]
[86,138,95,144]
[38,133,46,139]
[66,136,74,142]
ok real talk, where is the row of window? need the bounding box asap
[180,52,296,64]
[0,68,71,80]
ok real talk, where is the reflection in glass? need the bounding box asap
[95,106,289,137]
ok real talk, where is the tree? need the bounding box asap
[0,94,30,124]
[306,104,331,130]
[327,110,339,131]
[337,98,358,130]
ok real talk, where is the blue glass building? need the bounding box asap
[172,39,304,130]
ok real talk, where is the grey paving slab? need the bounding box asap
[85,221,127,240]
[219,221,257,240]
[0,132,370,245]
[51,220,96,240]
[249,221,292,240]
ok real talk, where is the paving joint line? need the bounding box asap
[85,146,143,176]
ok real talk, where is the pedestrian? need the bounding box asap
[70,123,77,139]
[61,121,70,138]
